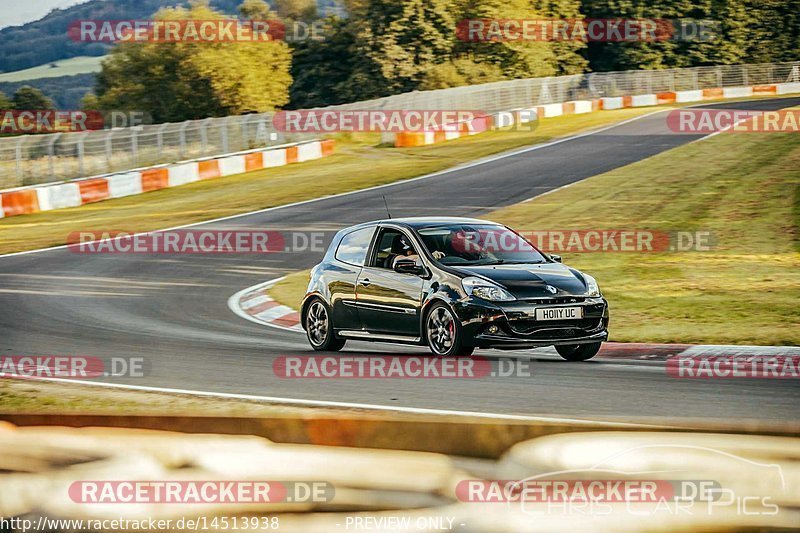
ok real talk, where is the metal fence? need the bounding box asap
[0,114,319,189]
[2,61,798,189]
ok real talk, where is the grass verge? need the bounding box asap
[0,377,341,416]
[0,106,676,255]
[269,130,800,345]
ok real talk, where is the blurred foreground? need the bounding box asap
[1,414,798,532]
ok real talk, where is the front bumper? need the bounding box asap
[454,296,609,349]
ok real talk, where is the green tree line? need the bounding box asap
[85,0,799,121]
[0,87,56,111]
[580,0,800,72]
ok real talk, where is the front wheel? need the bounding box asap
[556,342,601,361]
[425,303,474,357]
[304,299,346,351]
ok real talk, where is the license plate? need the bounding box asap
[535,307,583,321]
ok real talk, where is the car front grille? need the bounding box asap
[506,318,604,337]
[520,296,586,305]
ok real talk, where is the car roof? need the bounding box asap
[363,216,499,228]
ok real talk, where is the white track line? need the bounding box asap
[1,375,671,427]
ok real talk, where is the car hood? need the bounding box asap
[451,263,590,299]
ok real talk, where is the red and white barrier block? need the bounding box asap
[0,140,335,218]
[391,81,800,148]
[567,100,594,114]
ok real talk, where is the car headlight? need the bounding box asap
[583,274,601,297]
[462,276,516,302]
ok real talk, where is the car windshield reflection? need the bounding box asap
[417,224,547,265]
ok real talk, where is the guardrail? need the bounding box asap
[388,81,800,147]
[0,139,334,219]
[1,61,798,189]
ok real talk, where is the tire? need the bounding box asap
[304,298,346,352]
[425,302,474,357]
[556,342,601,361]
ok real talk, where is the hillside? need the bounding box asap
[0,0,334,73]
[0,74,96,110]
[0,56,103,83]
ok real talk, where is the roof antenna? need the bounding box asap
[382,195,393,219]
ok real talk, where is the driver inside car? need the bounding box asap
[386,234,443,269]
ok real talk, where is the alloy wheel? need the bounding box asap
[307,301,328,346]
[427,306,456,355]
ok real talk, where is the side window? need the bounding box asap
[334,227,374,266]
[370,228,417,269]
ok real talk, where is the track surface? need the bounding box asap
[1,99,798,422]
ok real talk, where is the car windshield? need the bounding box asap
[416,224,547,265]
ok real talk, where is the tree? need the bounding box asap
[239,0,273,19]
[187,1,292,115]
[740,0,800,64]
[81,92,100,110]
[419,56,505,90]
[289,16,365,107]
[289,0,587,107]
[92,0,292,122]
[538,0,589,75]
[578,0,800,72]
[346,0,457,96]
[0,91,13,109]
[12,86,55,110]
[273,0,319,21]
[453,0,586,80]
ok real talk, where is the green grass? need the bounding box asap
[0,378,345,416]
[270,131,800,346]
[0,56,104,82]
[491,132,800,345]
[270,271,313,311]
[0,106,661,254]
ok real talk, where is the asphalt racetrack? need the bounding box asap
[2,98,798,422]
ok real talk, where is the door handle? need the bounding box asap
[359,279,371,287]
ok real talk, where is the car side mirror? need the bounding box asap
[550,254,562,263]
[394,258,425,276]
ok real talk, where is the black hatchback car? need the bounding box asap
[301,217,609,360]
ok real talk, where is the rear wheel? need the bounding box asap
[556,342,601,361]
[425,303,474,357]
[304,299,346,352]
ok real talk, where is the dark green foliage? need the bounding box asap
[11,86,56,110]
[0,75,96,110]
[581,0,800,72]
